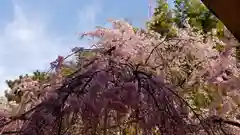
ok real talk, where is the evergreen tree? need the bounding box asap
[173,0,222,34]
[173,0,188,28]
[149,0,225,36]
[147,0,177,37]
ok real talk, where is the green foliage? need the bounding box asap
[173,0,219,33]
[192,90,211,110]
[213,43,225,52]
[186,84,216,112]
[5,75,28,89]
[147,0,224,37]
[61,67,75,76]
[5,76,24,103]
[147,0,177,37]
[5,80,17,89]
[32,70,49,82]
[133,27,139,33]
[148,0,229,39]
[4,71,48,103]
[216,21,225,37]
[173,0,188,28]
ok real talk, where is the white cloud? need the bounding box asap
[0,3,82,95]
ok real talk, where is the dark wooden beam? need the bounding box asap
[201,0,240,41]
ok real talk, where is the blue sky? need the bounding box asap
[0,0,174,95]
